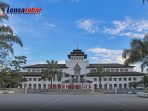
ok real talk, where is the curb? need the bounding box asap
[0,91,15,94]
[137,92,148,98]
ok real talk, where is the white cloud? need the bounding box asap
[5,15,43,37]
[76,19,99,34]
[87,47,125,64]
[76,17,148,38]
[103,17,148,38]
[29,60,65,65]
[35,13,43,21]
[28,61,46,66]
[87,47,147,72]
[14,46,31,55]
[58,60,65,64]
[44,23,56,29]
[119,32,144,38]
[22,47,31,54]
[133,63,141,72]
[133,63,148,73]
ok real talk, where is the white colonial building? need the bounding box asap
[21,49,143,90]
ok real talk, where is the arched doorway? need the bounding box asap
[124,84,127,89]
[94,84,97,89]
[119,84,122,89]
[38,84,41,89]
[29,84,32,89]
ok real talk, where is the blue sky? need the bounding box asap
[1,0,148,69]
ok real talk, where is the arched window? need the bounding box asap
[94,84,97,89]
[114,84,117,88]
[29,84,32,89]
[43,84,46,89]
[124,84,127,89]
[38,84,41,89]
[74,63,81,76]
[119,84,122,89]
[109,84,112,89]
[33,84,36,89]
[104,84,107,89]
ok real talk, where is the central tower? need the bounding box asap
[67,49,87,61]
[63,48,89,84]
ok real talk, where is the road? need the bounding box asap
[0,94,148,111]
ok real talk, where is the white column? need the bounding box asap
[106,84,108,89]
[46,84,48,89]
[102,83,104,89]
[24,84,27,89]
[41,83,43,89]
[22,83,24,89]
[78,76,80,83]
[36,83,38,89]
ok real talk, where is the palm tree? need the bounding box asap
[0,2,23,57]
[57,69,63,81]
[41,60,59,89]
[0,25,23,55]
[122,34,148,72]
[87,66,109,89]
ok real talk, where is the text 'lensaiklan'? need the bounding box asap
[7,7,42,14]
[0,7,42,16]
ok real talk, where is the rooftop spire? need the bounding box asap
[77,43,78,49]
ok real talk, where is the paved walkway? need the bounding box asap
[0,94,148,111]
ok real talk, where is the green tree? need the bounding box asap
[57,69,63,81]
[141,56,148,72]
[0,2,26,89]
[87,66,109,89]
[9,56,27,88]
[129,81,140,89]
[41,60,59,89]
[10,56,27,71]
[0,71,11,88]
[0,25,23,55]
[141,75,148,87]
[0,2,23,66]
[131,75,148,88]
[0,56,27,88]
[122,34,148,72]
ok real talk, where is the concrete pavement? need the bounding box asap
[0,94,148,111]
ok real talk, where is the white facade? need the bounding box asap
[22,49,143,90]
